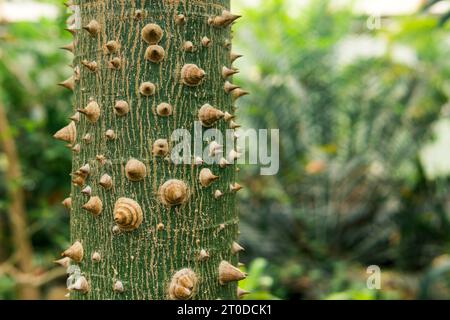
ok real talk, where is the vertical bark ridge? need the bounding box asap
[69,0,239,300]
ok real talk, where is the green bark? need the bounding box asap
[63,0,241,300]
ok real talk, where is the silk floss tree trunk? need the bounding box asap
[54,0,248,300]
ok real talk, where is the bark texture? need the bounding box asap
[64,0,241,300]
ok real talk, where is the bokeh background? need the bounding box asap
[0,0,449,300]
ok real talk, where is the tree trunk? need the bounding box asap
[56,0,245,300]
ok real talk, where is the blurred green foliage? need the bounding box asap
[234,0,450,299]
[0,0,449,299]
[239,258,279,300]
[0,0,73,299]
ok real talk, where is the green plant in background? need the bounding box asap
[239,258,279,300]
[233,0,450,299]
[0,0,73,299]
[0,0,449,300]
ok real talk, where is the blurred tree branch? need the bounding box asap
[0,101,39,299]
[421,0,442,11]
[0,261,65,287]
[420,0,450,26]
